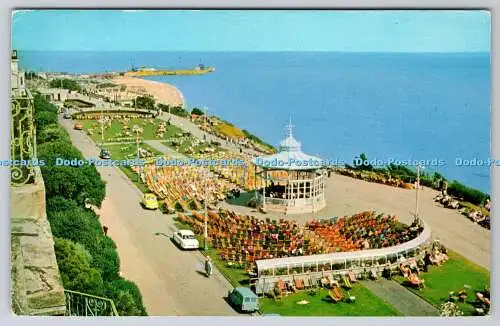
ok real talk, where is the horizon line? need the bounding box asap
[14,49,491,54]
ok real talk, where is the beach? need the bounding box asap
[113,76,184,107]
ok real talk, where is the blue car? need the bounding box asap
[227,287,259,313]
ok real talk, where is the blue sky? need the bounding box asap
[12,10,491,52]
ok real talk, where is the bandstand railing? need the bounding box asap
[11,89,36,185]
[64,290,119,316]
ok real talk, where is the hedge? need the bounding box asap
[34,94,147,315]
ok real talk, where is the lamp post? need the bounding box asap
[100,106,104,149]
[204,168,209,251]
[134,126,141,183]
[415,164,424,222]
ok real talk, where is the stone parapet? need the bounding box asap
[10,167,66,316]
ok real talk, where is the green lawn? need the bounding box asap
[162,139,222,157]
[260,285,402,316]
[394,251,490,315]
[104,143,162,194]
[80,118,182,143]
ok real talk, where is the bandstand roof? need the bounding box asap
[252,121,323,170]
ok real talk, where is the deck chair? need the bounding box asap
[276,279,288,295]
[347,271,358,283]
[327,274,340,288]
[342,275,352,289]
[309,274,320,288]
[329,286,344,303]
[320,276,330,288]
[407,274,425,289]
[303,276,311,289]
[294,278,305,290]
[399,264,410,278]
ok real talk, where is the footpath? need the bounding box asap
[361,279,439,316]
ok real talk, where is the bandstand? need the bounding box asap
[252,122,326,214]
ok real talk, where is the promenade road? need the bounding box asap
[59,116,237,316]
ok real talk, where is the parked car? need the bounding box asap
[172,230,199,250]
[74,123,83,130]
[227,287,259,313]
[141,193,159,210]
[63,112,72,119]
[99,148,111,159]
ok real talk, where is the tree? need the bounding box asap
[191,108,204,116]
[47,200,120,281]
[34,93,58,114]
[91,236,120,281]
[353,152,373,171]
[38,141,106,206]
[133,96,155,110]
[104,279,147,316]
[54,237,104,296]
[37,125,70,144]
[49,78,81,92]
[157,104,189,117]
[47,204,103,253]
[34,111,58,130]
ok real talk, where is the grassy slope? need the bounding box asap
[394,251,490,315]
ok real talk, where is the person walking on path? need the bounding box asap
[204,256,213,277]
[103,225,109,236]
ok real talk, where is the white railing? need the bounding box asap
[254,219,431,291]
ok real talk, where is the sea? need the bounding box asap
[18,51,491,193]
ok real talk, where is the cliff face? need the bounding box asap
[10,167,66,316]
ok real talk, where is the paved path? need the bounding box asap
[361,279,439,316]
[158,113,261,156]
[144,140,187,159]
[59,116,237,316]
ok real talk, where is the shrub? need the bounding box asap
[47,205,103,253]
[35,111,58,130]
[54,237,104,296]
[157,104,189,117]
[104,279,147,316]
[37,125,70,144]
[49,78,81,92]
[46,196,80,213]
[133,96,155,110]
[38,141,106,206]
[191,107,204,116]
[91,236,120,281]
[448,181,489,206]
[34,93,58,114]
[40,164,106,206]
[47,203,120,281]
[439,302,463,317]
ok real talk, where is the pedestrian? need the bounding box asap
[204,256,213,277]
[103,226,108,236]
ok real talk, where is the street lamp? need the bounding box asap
[134,126,141,183]
[415,164,424,222]
[100,106,104,149]
[204,168,209,251]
